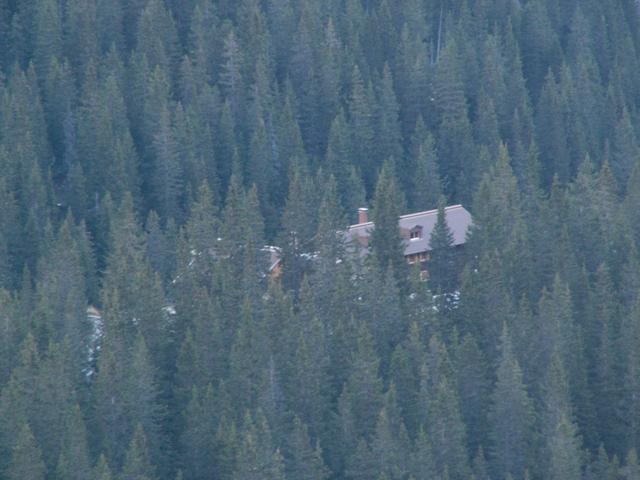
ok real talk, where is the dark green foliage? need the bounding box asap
[426,376,470,480]
[179,385,218,479]
[338,321,384,444]
[489,325,534,479]
[233,411,285,480]
[370,160,407,284]
[93,455,114,480]
[286,417,329,480]
[1,1,640,479]
[8,423,46,480]
[411,134,443,211]
[549,415,584,480]
[428,197,458,294]
[56,404,92,480]
[121,424,156,480]
[455,334,490,455]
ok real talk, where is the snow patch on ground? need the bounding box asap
[432,290,461,312]
[84,307,103,378]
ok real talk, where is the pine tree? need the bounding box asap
[43,58,75,161]
[489,324,534,479]
[0,336,36,472]
[64,0,98,77]
[126,334,167,469]
[179,385,218,480]
[374,64,403,169]
[349,65,376,190]
[0,289,20,383]
[535,71,571,185]
[389,323,426,438]
[428,197,457,294]
[135,0,179,73]
[590,263,625,453]
[474,88,502,162]
[612,107,640,192]
[325,112,366,223]
[33,0,63,79]
[151,104,183,222]
[228,299,270,413]
[426,376,470,480]
[32,216,88,366]
[472,447,491,480]
[92,455,113,480]
[233,411,285,480]
[370,388,411,479]
[521,0,561,98]
[0,176,19,288]
[8,423,46,480]
[370,160,407,283]
[454,334,490,455]
[433,35,477,200]
[289,315,331,440]
[31,341,76,471]
[362,259,404,369]
[411,134,442,211]
[344,438,376,480]
[456,252,512,360]
[313,175,347,294]
[100,195,167,365]
[338,320,384,443]
[279,163,317,292]
[622,295,640,451]
[121,424,156,480]
[469,144,522,256]
[625,449,640,480]
[220,29,245,128]
[410,428,437,479]
[549,416,583,480]
[286,417,329,480]
[56,404,91,480]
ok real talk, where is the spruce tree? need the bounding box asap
[549,416,584,480]
[370,160,407,284]
[8,423,46,480]
[411,135,442,211]
[286,417,329,480]
[233,411,286,480]
[426,377,470,480]
[374,64,403,169]
[454,334,490,455]
[338,320,384,443]
[179,385,218,480]
[56,404,91,480]
[625,449,640,480]
[151,104,183,222]
[349,66,376,190]
[93,455,114,480]
[410,428,436,479]
[489,324,534,479]
[428,196,457,294]
[121,424,156,480]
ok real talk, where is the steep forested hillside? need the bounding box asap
[1,0,640,479]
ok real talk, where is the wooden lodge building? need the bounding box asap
[344,204,473,275]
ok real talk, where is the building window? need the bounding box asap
[410,225,423,240]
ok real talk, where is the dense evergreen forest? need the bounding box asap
[4,0,640,478]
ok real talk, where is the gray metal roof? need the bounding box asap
[345,204,472,256]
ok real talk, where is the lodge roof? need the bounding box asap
[346,204,472,256]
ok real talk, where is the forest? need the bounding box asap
[2,0,640,479]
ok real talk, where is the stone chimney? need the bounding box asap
[358,207,369,224]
